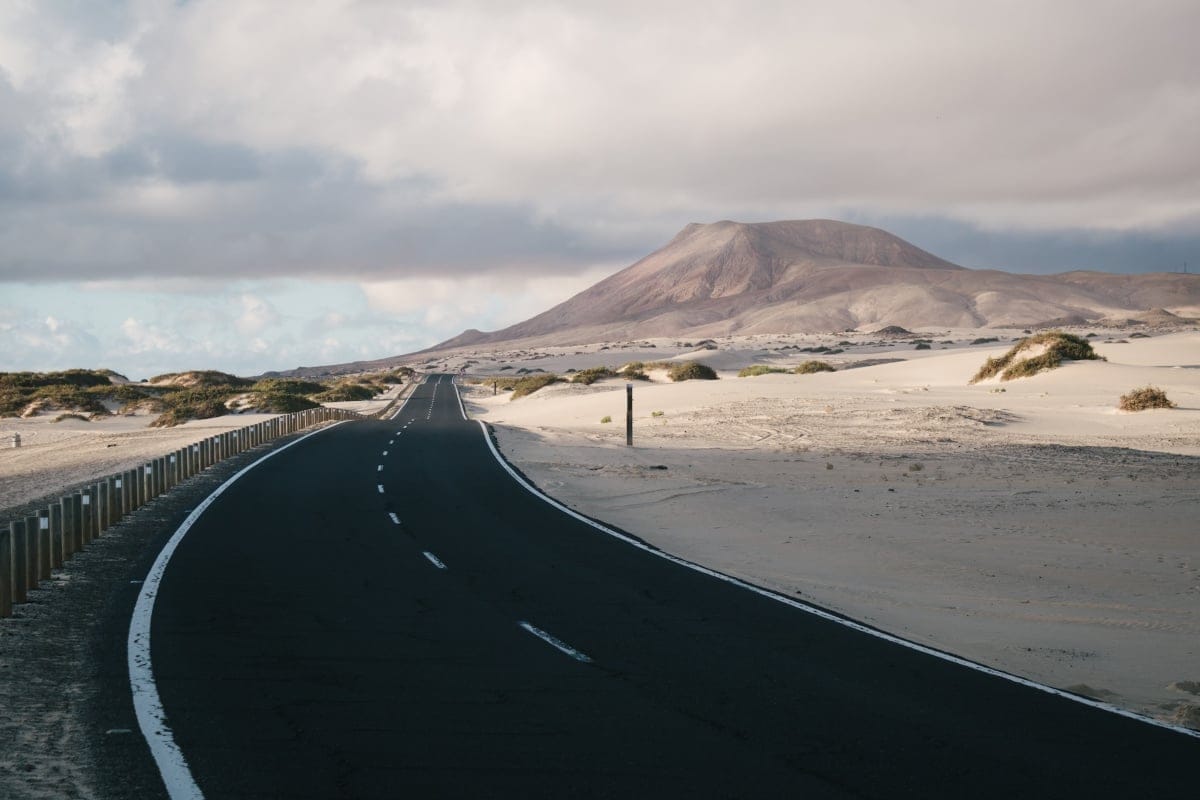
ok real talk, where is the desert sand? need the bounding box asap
[458,329,1200,728]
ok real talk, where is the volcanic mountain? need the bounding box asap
[431,219,1200,351]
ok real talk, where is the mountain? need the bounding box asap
[429,219,1200,351]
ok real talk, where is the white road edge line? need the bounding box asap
[518,621,593,663]
[422,551,447,569]
[128,420,352,800]
[377,484,385,494]
[389,512,400,525]
[459,385,1200,741]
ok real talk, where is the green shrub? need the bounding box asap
[251,378,327,395]
[914,342,931,350]
[511,373,561,399]
[150,370,252,387]
[667,362,718,381]
[619,362,650,380]
[970,331,1102,383]
[313,382,377,402]
[253,393,321,413]
[572,367,617,385]
[737,365,788,377]
[600,415,612,423]
[1118,386,1175,412]
[151,388,232,427]
[795,361,836,374]
[651,410,665,417]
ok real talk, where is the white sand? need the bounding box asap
[462,330,1200,725]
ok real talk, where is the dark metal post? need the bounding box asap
[626,382,633,447]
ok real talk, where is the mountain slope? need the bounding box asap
[430,219,1200,351]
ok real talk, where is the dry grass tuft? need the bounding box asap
[795,361,836,374]
[1118,386,1176,412]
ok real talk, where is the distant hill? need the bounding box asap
[428,219,1200,351]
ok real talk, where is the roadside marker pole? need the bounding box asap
[626,382,634,447]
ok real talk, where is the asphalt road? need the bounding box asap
[124,374,1196,798]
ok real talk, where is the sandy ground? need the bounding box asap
[460,329,1200,727]
[0,384,406,517]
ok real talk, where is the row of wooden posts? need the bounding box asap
[0,405,363,618]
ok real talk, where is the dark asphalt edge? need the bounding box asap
[474,418,1200,741]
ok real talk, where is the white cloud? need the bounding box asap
[234,293,279,336]
[361,263,619,333]
[120,316,183,354]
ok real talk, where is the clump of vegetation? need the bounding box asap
[250,378,327,395]
[971,337,1000,345]
[914,342,931,351]
[651,410,665,417]
[149,370,253,388]
[511,373,562,399]
[600,415,612,423]
[971,331,1103,383]
[1,370,124,417]
[150,388,232,427]
[795,361,836,374]
[54,412,90,423]
[252,393,321,413]
[737,365,789,378]
[667,362,718,381]
[1118,386,1176,412]
[619,362,649,380]
[313,382,379,402]
[572,367,617,385]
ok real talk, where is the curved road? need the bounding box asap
[122,375,1195,798]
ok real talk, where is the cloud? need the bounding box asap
[234,294,279,336]
[1,0,1198,290]
[0,308,102,371]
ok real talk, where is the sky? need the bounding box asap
[1,0,1198,379]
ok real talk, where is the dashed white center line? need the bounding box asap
[388,512,400,525]
[377,465,384,472]
[382,450,388,456]
[518,621,593,664]
[422,551,447,570]
[389,439,394,445]
[377,484,384,494]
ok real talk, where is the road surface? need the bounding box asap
[114,375,1196,798]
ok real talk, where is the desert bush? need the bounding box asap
[970,331,1102,383]
[54,413,89,423]
[651,410,665,417]
[667,362,718,381]
[151,388,232,427]
[1118,386,1176,412]
[795,361,836,374]
[254,393,321,413]
[510,373,561,399]
[914,342,931,350]
[737,365,789,377]
[600,415,612,423]
[971,337,1000,345]
[150,370,252,388]
[251,378,327,395]
[313,382,378,402]
[572,366,617,385]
